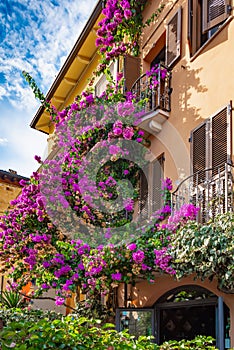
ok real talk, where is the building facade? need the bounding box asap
[0,169,29,293]
[31,0,234,348]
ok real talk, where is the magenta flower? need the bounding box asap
[109,145,121,155]
[161,177,173,191]
[132,250,145,263]
[34,155,42,163]
[123,126,134,140]
[124,198,134,211]
[55,296,65,306]
[41,283,50,289]
[127,243,136,251]
[113,127,122,136]
[86,94,94,104]
[111,272,122,281]
[124,9,132,19]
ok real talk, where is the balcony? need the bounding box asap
[131,63,172,134]
[171,163,234,223]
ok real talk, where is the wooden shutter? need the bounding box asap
[152,155,164,213]
[211,103,231,174]
[202,0,230,33]
[166,7,182,67]
[139,166,149,219]
[123,55,141,92]
[191,122,207,183]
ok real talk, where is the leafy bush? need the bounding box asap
[0,316,155,350]
[0,307,63,327]
[0,310,219,350]
[158,336,217,349]
[170,212,234,291]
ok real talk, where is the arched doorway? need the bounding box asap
[154,285,230,349]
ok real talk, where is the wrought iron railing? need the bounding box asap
[171,163,234,223]
[131,63,171,113]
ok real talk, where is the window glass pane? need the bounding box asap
[119,310,152,338]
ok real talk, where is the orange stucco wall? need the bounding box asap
[140,0,234,183]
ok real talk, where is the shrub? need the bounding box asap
[0,310,219,350]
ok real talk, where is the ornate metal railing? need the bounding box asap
[131,63,172,113]
[171,163,234,223]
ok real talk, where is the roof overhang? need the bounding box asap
[30,0,103,134]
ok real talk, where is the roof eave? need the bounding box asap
[30,0,103,132]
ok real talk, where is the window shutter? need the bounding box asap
[211,103,231,174]
[123,55,141,92]
[187,0,193,55]
[202,0,230,33]
[138,166,149,219]
[166,7,182,67]
[152,155,164,213]
[191,122,207,183]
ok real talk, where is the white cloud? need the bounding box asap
[0,137,8,145]
[0,0,98,108]
[0,86,7,100]
[0,0,98,177]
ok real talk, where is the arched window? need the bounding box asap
[154,285,230,349]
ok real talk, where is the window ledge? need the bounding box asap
[190,16,233,62]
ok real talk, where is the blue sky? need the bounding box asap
[0,0,97,177]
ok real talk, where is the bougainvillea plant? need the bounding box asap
[95,0,164,74]
[0,0,232,319]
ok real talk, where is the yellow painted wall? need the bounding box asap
[0,181,22,216]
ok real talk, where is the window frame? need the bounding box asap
[166,7,182,67]
[202,0,231,33]
[188,0,232,57]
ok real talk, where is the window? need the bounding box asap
[139,153,165,219]
[155,286,230,347]
[166,7,182,67]
[95,61,117,97]
[190,103,232,221]
[116,309,154,338]
[191,102,232,176]
[188,0,231,55]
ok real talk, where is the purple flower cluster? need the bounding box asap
[146,65,168,89]
[95,0,132,65]
[167,203,200,231]
[154,247,176,275]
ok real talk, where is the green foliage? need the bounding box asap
[0,307,63,326]
[22,71,57,119]
[170,212,234,291]
[0,311,218,350]
[157,335,217,349]
[0,315,155,350]
[0,291,25,309]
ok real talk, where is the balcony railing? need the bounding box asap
[131,63,171,113]
[171,163,234,223]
